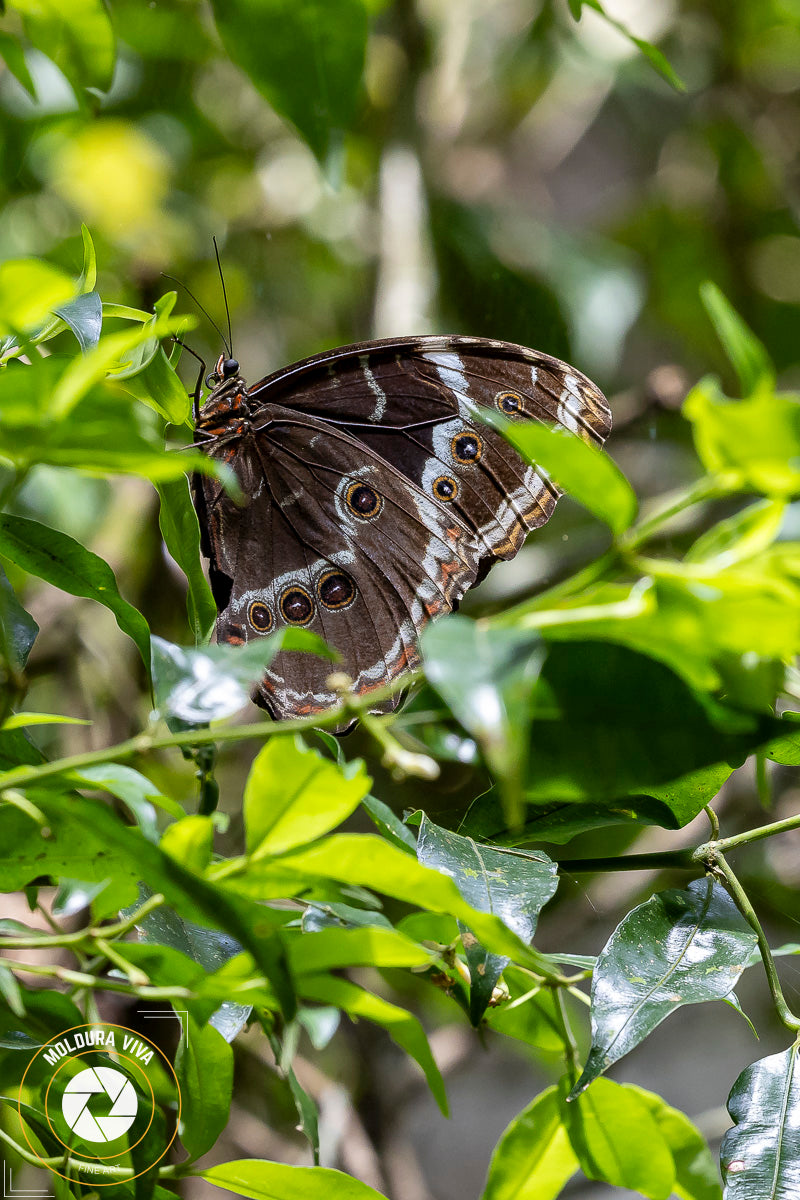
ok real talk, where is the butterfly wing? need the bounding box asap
[196,405,483,728]
[247,336,611,580]
[196,336,611,726]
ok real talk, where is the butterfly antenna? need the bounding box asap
[213,236,234,359]
[161,271,232,358]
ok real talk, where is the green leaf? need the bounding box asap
[686,500,785,567]
[0,259,75,335]
[721,1044,800,1198]
[0,563,38,671]
[299,973,447,1116]
[161,815,215,872]
[286,926,433,974]
[0,960,24,1018]
[571,878,758,1096]
[52,291,103,352]
[209,0,369,165]
[417,814,558,1023]
[561,1077,676,1199]
[481,1085,578,1200]
[8,0,115,94]
[0,29,35,95]
[684,378,800,497]
[422,618,544,822]
[156,477,217,643]
[228,833,557,972]
[0,514,151,673]
[23,791,297,1019]
[700,282,774,396]
[489,414,637,534]
[361,793,417,852]
[200,1160,388,1200]
[485,969,569,1053]
[569,0,685,91]
[244,735,370,856]
[633,1086,722,1200]
[151,630,332,724]
[177,1017,234,1161]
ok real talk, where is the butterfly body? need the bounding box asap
[193,336,611,729]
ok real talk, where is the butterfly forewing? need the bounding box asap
[194,335,611,727]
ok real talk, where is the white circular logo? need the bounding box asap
[61,1066,138,1143]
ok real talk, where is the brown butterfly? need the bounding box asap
[193,336,611,729]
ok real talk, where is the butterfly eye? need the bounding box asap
[318,570,357,610]
[222,358,240,378]
[495,391,523,415]
[345,482,382,520]
[451,432,482,463]
[248,601,273,632]
[280,585,314,625]
[432,476,458,502]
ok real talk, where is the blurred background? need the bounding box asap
[3,0,800,1196]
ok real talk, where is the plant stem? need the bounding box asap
[555,850,696,873]
[8,960,192,1000]
[492,549,619,626]
[705,854,800,1033]
[617,475,727,551]
[0,675,416,793]
[713,812,800,853]
[0,893,165,949]
[552,986,580,1083]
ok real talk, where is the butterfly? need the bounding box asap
[192,336,611,730]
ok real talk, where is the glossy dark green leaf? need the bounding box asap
[0,514,151,672]
[700,282,774,396]
[422,617,544,821]
[176,1017,233,1161]
[0,984,84,1051]
[417,814,558,1023]
[490,413,637,534]
[721,1044,800,1198]
[299,973,447,1116]
[685,378,800,497]
[481,1084,578,1200]
[9,0,116,93]
[134,892,252,1040]
[209,0,369,164]
[156,477,217,643]
[244,735,370,856]
[520,640,778,804]
[302,900,394,933]
[0,563,38,671]
[52,290,102,351]
[561,1077,676,1198]
[463,761,733,844]
[151,629,332,724]
[200,1160,388,1200]
[571,879,757,1096]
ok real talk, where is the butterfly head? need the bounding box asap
[205,353,241,389]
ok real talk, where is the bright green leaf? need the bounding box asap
[244,736,370,857]
[156,477,217,644]
[8,0,115,94]
[200,1160,388,1200]
[490,414,638,534]
[481,1085,579,1200]
[700,282,774,397]
[286,926,433,974]
[0,259,75,335]
[177,1017,234,1160]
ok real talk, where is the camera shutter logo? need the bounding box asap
[61,1065,139,1143]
